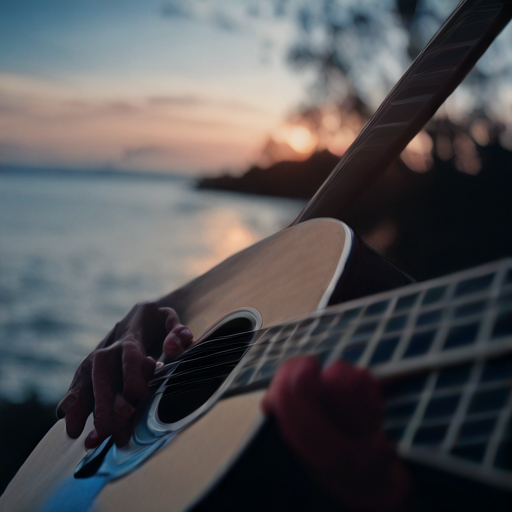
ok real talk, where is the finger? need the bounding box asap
[159,307,181,333]
[84,429,103,449]
[162,332,185,359]
[142,356,157,381]
[113,393,135,426]
[56,355,90,418]
[64,366,95,438]
[320,360,383,438]
[56,391,78,419]
[172,324,193,348]
[122,341,151,404]
[263,355,321,415]
[113,416,135,448]
[84,394,135,449]
[65,390,93,439]
[92,348,119,438]
[266,357,411,511]
[265,356,356,473]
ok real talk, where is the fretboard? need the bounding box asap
[293,0,512,224]
[225,258,512,491]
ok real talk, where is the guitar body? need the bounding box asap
[3,390,268,512]
[1,218,359,512]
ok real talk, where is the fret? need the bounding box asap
[400,371,439,447]
[223,258,512,490]
[228,260,512,388]
[230,260,512,396]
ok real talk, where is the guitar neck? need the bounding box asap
[293,0,512,224]
[226,258,512,491]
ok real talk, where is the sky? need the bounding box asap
[0,0,310,174]
[2,0,511,175]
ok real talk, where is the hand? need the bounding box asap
[262,356,411,512]
[56,302,194,449]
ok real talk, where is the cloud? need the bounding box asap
[211,11,238,32]
[0,72,275,173]
[160,1,193,19]
[147,95,203,107]
[99,101,139,115]
[122,144,177,161]
[0,101,27,116]
[147,94,263,113]
[159,1,239,32]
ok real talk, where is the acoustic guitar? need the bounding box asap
[1,1,511,510]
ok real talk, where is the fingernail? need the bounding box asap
[89,430,98,440]
[164,335,182,351]
[156,362,164,369]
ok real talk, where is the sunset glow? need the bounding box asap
[400,131,434,173]
[288,126,317,153]
[186,208,258,276]
[271,124,317,154]
[0,1,306,175]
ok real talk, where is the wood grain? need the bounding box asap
[163,218,349,336]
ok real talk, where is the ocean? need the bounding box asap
[0,171,304,404]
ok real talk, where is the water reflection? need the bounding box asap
[0,173,303,402]
[186,208,259,277]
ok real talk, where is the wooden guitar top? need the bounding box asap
[0,218,351,512]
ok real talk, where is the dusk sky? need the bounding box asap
[2,0,511,175]
[0,0,311,174]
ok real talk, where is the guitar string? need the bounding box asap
[153,353,247,388]
[149,308,355,386]
[157,372,234,402]
[150,274,508,392]
[149,329,268,384]
[149,308,457,390]
[148,322,334,387]
[151,296,362,382]
[148,317,328,385]
[150,325,361,394]
[150,322,509,397]
[149,265,507,387]
[150,337,284,388]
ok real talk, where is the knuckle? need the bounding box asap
[81,357,94,374]
[123,352,144,370]
[93,348,108,362]
[121,338,140,349]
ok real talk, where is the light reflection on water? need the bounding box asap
[185,207,260,276]
[0,173,304,403]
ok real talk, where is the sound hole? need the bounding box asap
[157,317,255,425]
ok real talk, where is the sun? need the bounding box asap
[271,124,317,156]
[288,126,317,153]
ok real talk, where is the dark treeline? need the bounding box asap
[198,130,512,282]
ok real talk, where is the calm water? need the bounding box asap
[0,172,304,403]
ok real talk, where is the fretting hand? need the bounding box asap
[262,356,411,512]
[56,302,193,449]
